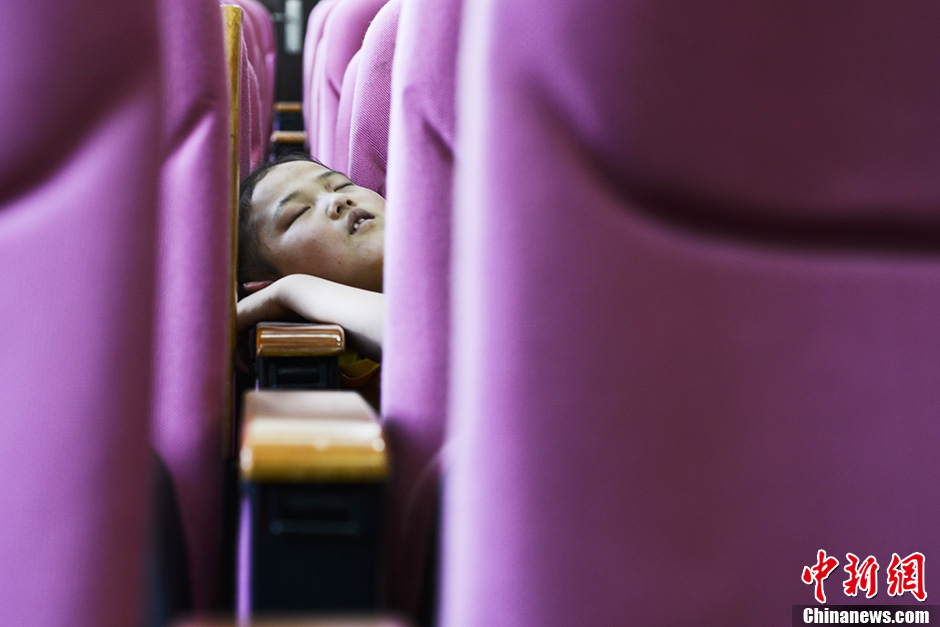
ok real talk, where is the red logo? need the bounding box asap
[803,550,927,603]
[802,550,840,603]
[843,553,879,599]
[887,552,927,601]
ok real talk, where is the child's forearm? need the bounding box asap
[279,274,383,360]
[237,274,384,360]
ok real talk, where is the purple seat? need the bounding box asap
[223,0,268,171]
[302,0,339,147]
[310,0,387,168]
[334,49,362,174]
[381,0,456,617]
[443,0,940,624]
[346,0,400,195]
[152,0,233,611]
[238,0,276,133]
[245,48,266,169]
[0,0,162,624]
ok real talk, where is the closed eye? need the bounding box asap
[287,206,310,228]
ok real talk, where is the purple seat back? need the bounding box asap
[245,49,266,169]
[381,0,456,617]
[443,0,940,624]
[346,0,400,195]
[302,0,339,147]
[334,49,362,174]
[0,0,162,624]
[238,0,276,130]
[311,0,387,168]
[152,0,233,610]
[224,0,268,171]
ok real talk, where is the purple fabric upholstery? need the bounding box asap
[346,0,400,195]
[224,0,268,171]
[152,0,232,611]
[0,0,162,624]
[381,0,455,617]
[302,0,339,145]
[443,1,940,625]
[234,2,265,109]
[238,0,276,133]
[334,50,362,174]
[245,50,266,170]
[236,496,252,621]
[311,0,387,168]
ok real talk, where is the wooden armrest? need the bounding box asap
[240,390,387,482]
[271,130,307,144]
[255,322,345,358]
[274,101,303,114]
[253,323,346,389]
[239,391,388,610]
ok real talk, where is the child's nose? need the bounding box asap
[327,195,355,219]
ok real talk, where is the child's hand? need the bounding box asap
[242,280,273,295]
[236,277,293,333]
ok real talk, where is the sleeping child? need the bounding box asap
[236,153,385,361]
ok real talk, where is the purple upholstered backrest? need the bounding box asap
[238,0,276,131]
[302,0,339,147]
[245,46,266,170]
[152,0,232,611]
[334,50,362,175]
[346,0,400,195]
[382,0,456,618]
[224,0,268,172]
[234,2,265,110]
[311,0,387,168]
[0,0,162,624]
[443,1,940,625]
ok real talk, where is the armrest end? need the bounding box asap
[240,390,387,482]
[255,322,345,358]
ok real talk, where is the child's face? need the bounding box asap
[250,160,386,291]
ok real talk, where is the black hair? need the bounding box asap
[237,152,323,284]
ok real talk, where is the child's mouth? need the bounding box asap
[347,208,375,234]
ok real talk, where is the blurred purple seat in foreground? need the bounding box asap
[153,0,233,612]
[382,0,458,619]
[0,0,162,624]
[443,0,940,625]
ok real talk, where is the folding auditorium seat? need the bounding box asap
[151,0,233,615]
[303,0,339,148]
[334,50,362,174]
[308,0,388,169]
[443,0,940,624]
[237,0,278,140]
[381,0,458,618]
[240,1,271,161]
[345,0,401,196]
[0,0,163,625]
[222,0,270,171]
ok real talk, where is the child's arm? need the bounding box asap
[237,274,383,360]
